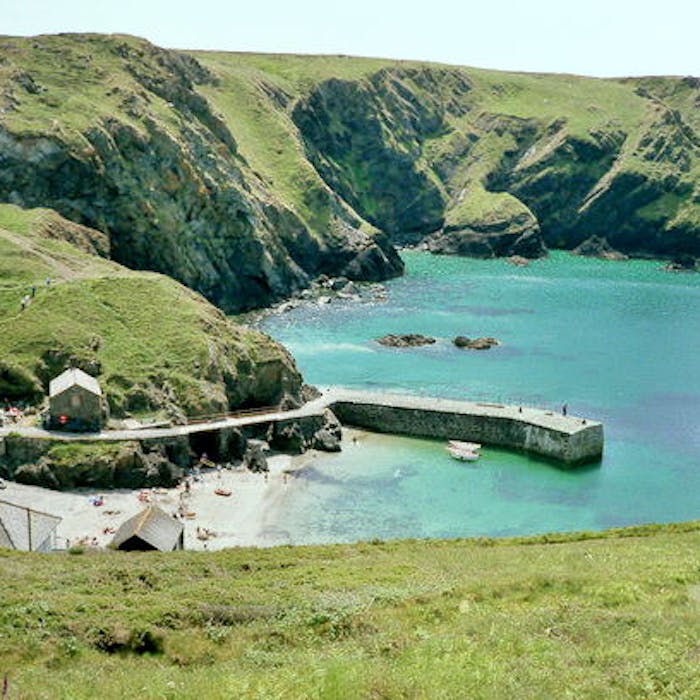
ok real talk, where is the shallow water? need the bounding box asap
[258,251,700,544]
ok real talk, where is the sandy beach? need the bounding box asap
[1,451,320,552]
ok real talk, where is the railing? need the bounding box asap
[183,404,283,426]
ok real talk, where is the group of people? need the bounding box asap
[19,278,52,311]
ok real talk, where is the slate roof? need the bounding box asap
[111,505,184,551]
[49,368,102,398]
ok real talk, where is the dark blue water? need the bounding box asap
[258,251,700,544]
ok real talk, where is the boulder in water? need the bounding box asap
[453,336,500,350]
[663,254,697,272]
[376,334,436,347]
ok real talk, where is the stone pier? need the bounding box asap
[326,390,603,466]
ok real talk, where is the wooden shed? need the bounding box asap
[48,368,105,432]
[111,505,184,552]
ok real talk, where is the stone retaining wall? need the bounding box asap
[330,399,603,466]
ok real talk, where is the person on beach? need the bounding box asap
[562,403,568,416]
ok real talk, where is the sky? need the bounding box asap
[2,0,698,78]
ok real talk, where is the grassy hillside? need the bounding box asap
[0,203,301,416]
[0,523,698,698]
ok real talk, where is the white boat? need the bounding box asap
[446,442,481,461]
[448,440,482,452]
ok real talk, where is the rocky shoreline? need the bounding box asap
[0,407,343,491]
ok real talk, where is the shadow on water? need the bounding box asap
[454,305,535,316]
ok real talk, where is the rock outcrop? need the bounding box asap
[267,409,343,454]
[242,440,268,473]
[453,336,500,350]
[10,441,184,490]
[664,254,697,271]
[376,334,437,347]
[0,35,403,314]
[572,236,628,260]
[424,211,546,259]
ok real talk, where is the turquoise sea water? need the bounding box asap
[258,251,700,544]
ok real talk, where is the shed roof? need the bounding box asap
[111,505,183,551]
[49,368,102,398]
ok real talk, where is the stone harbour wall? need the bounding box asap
[330,398,603,466]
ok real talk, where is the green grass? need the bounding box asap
[0,522,698,698]
[195,57,335,235]
[43,441,125,466]
[0,33,183,141]
[194,51,394,95]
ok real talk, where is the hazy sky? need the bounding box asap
[3,0,698,77]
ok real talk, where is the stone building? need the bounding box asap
[48,368,105,432]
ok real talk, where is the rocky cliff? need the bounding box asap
[1,35,698,307]
[0,35,402,314]
[1,34,698,308]
[285,65,699,259]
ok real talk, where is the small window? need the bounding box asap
[70,393,82,408]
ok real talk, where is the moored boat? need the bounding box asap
[448,440,482,452]
[446,440,481,461]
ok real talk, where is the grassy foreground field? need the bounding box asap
[1,523,698,699]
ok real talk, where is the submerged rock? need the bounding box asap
[376,334,437,347]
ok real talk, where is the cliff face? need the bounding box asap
[0,34,698,308]
[0,35,402,313]
[288,67,699,259]
[291,69,449,236]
